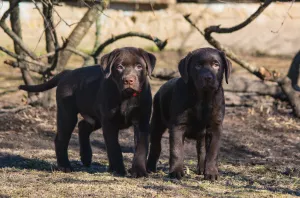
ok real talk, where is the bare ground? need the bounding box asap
[0,52,299,197]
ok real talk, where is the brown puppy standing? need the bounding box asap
[19,47,156,177]
[147,48,231,181]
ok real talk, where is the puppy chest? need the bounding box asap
[183,108,212,139]
[190,105,212,124]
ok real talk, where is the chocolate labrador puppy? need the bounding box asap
[147,48,231,181]
[19,47,156,177]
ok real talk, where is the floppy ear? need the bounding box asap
[100,48,120,78]
[178,52,192,84]
[139,48,156,78]
[219,50,232,84]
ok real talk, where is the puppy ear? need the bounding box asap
[100,48,120,78]
[178,52,192,84]
[139,48,156,78]
[219,50,232,84]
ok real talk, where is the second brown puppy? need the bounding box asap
[147,47,232,181]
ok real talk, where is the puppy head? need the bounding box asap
[100,47,156,97]
[178,47,232,91]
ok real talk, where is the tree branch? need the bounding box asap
[184,13,279,81]
[183,1,300,117]
[57,3,103,70]
[152,68,283,97]
[0,0,38,59]
[9,0,35,86]
[1,41,68,75]
[92,31,168,60]
[204,0,273,35]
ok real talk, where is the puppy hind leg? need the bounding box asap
[78,119,96,167]
[55,99,78,172]
[102,121,126,176]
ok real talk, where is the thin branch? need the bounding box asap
[184,14,204,36]
[65,47,92,60]
[204,0,273,35]
[0,0,20,23]
[0,0,38,59]
[0,105,31,114]
[93,31,168,59]
[1,39,67,75]
[41,38,68,76]
[38,45,93,61]
[52,8,79,27]
[271,0,295,33]
[31,0,56,52]
[40,2,61,77]
[4,59,47,74]
[184,14,279,81]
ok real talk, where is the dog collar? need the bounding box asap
[133,90,142,97]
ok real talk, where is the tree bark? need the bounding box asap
[9,0,35,103]
[1,0,37,59]
[39,2,56,107]
[9,0,34,86]
[57,4,102,70]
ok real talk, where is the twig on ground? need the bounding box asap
[0,105,31,114]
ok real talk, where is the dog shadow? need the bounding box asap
[0,152,108,174]
[0,152,54,172]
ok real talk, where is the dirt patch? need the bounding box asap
[0,105,299,197]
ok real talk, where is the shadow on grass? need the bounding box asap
[0,194,10,198]
[0,152,108,174]
[0,153,54,171]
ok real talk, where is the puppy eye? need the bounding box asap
[212,62,220,69]
[195,65,202,69]
[135,64,143,70]
[116,65,124,71]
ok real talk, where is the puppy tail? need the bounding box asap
[19,70,71,92]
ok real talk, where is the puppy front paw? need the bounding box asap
[108,164,126,176]
[146,160,157,173]
[130,166,148,178]
[204,165,219,181]
[169,167,185,180]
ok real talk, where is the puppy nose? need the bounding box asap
[204,74,213,82]
[123,76,136,85]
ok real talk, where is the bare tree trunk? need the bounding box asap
[9,0,35,100]
[39,2,56,107]
[57,4,102,70]
[9,0,34,85]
